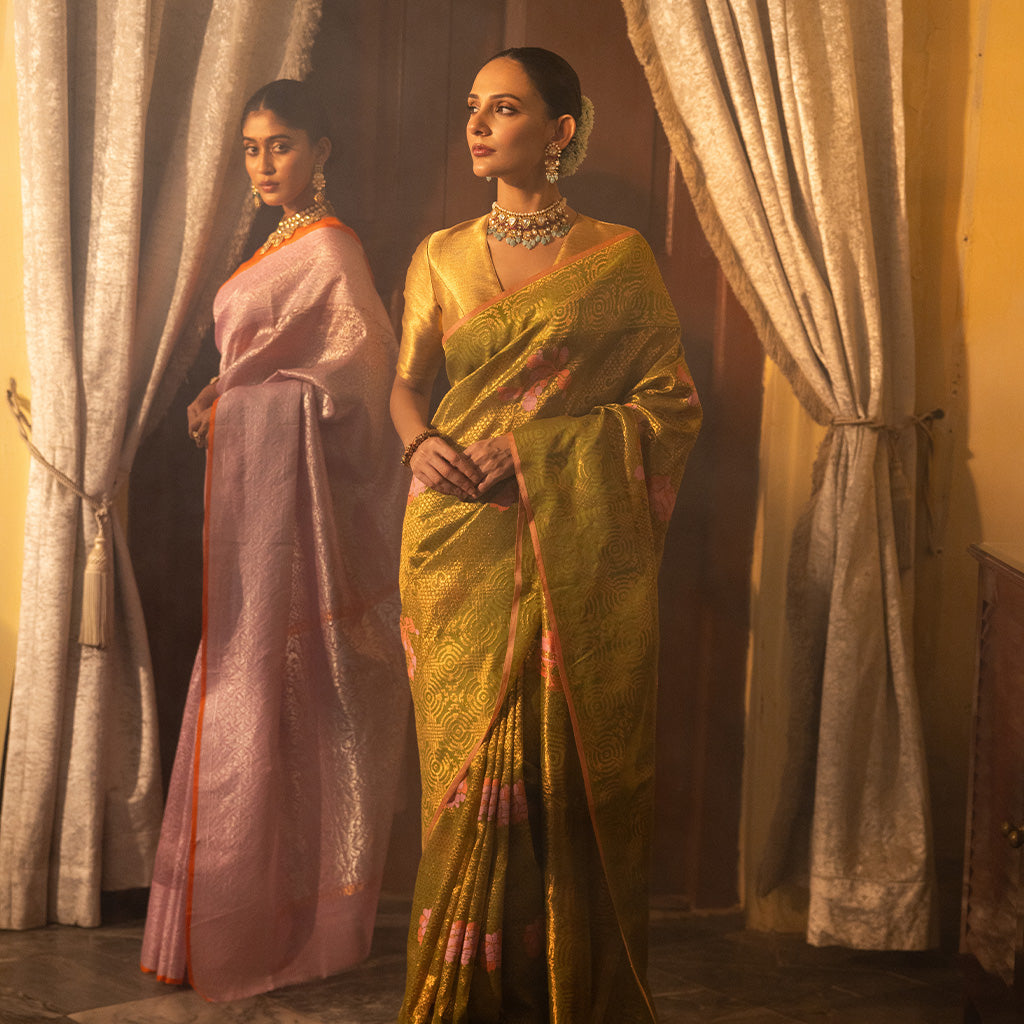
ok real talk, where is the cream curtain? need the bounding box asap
[0,0,322,929]
[621,0,937,947]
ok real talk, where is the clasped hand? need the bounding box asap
[410,433,515,502]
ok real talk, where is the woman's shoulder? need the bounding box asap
[571,214,645,248]
[297,218,380,283]
[559,214,657,268]
[414,215,488,267]
[310,217,367,258]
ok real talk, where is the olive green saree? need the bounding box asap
[397,217,701,1023]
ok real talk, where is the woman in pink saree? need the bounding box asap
[140,80,408,1002]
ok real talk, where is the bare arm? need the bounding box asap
[390,375,485,501]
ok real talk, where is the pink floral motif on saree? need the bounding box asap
[478,778,510,824]
[408,475,429,502]
[460,922,480,966]
[400,615,420,680]
[647,474,677,523]
[497,345,571,411]
[445,778,468,809]
[511,780,529,825]
[484,930,502,971]
[445,921,467,964]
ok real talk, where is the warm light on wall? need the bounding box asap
[0,0,29,752]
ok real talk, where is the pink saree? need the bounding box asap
[141,219,409,1001]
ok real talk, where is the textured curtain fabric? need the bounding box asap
[1,0,322,929]
[621,0,937,947]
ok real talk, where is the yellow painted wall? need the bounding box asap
[745,0,1024,939]
[0,0,28,754]
[909,0,1024,880]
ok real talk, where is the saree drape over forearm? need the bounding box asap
[140,219,409,1002]
[396,216,702,1023]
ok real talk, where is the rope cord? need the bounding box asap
[6,378,110,527]
[830,407,946,557]
[7,378,116,647]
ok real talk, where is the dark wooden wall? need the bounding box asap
[130,0,763,911]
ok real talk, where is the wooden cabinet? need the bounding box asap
[961,543,1024,1018]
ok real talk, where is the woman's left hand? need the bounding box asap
[186,380,220,449]
[463,434,515,496]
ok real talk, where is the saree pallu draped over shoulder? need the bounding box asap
[398,224,702,1023]
[141,220,409,1002]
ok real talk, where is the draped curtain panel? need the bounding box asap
[621,0,937,948]
[1,0,322,930]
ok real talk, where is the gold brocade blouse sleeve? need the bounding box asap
[396,235,445,390]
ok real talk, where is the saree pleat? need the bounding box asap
[398,218,701,1023]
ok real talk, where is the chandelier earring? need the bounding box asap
[544,141,561,184]
[312,163,327,206]
[251,183,262,209]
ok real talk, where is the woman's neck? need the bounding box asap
[494,181,563,213]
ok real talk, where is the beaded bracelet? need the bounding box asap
[402,427,441,466]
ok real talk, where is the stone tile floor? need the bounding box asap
[0,895,968,1023]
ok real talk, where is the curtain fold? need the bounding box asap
[621,0,936,948]
[1,0,322,929]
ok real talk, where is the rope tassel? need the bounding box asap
[6,378,117,649]
[79,509,113,648]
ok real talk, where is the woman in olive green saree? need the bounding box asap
[390,49,701,1024]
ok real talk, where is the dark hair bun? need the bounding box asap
[490,47,582,122]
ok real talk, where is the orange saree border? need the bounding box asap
[226,217,358,283]
[182,395,219,999]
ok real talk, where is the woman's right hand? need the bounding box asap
[409,434,484,501]
[186,381,219,449]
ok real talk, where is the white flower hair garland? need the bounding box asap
[559,95,595,178]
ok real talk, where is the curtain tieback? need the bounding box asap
[7,378,115,648]
[831,409,944,433]
[830,409,946,561]
[831,416,885,428]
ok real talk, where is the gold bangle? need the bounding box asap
[209,375,220,386]
[402,428,441,466]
